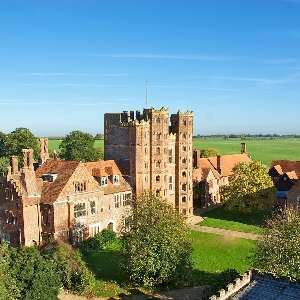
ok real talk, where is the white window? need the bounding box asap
[90,200,96,214]
[113,175,120,184]
[101,176,108,186]
[74,203,86,218]
[169,176,173,191]
[114,194,120,208]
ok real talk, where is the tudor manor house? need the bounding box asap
[0,107,251,247]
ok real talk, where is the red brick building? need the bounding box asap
[104,107,194,217]
[0,140,132,248]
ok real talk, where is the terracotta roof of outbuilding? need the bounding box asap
[35,159,80,204]
[270,160,300,178]
[285,171,298,180]
[208,154,252,177]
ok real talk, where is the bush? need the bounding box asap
[9,246,60,300]
[251,207,300,280]
[53,240,94,295]
[79,229,117,254]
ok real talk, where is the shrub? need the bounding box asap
[53,240,94,295]
[9,246,60,300]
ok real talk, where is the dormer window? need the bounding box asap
[113,175,119,184]
[101,176,108,186]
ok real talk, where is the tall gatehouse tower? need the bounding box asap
[104,107,193,217]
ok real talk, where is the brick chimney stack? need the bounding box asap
[217,155,222,174]
[10,156,19,174]
[39,138,49,165]
[241,143,246,154]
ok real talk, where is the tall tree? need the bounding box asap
[222,160,276,213]
[120,193,193,288]
[251,207,300,280]
[200,148,221,158]
[5,128,38,158]
[59,130,102,162]
[0,131,6,157]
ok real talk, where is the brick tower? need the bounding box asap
[104,107,193,217]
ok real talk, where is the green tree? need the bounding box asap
[0,131,6,157]
[5,128,38,158]
[222,160,276,213]
[0,242,20,300]
[120,193,193,288]
[0,157,10,174]
[9,246,60,300]
[59,130,102,162]
[200,148,221,158]
[251,207,300,280]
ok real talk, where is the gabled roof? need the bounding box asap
[285,171,298,180]
[84,160,121,176]
[270,160,300,178]
[35,159,80,204]
[197,158,221,180]
[208,153,252,177]
[84,160,132,195]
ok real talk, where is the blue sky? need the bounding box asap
[1,0,300,137]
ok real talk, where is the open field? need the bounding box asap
[83,231,255,298]
[47,138,300,166]
[194,137,300,166]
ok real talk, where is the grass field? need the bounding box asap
[48,138,300,166]
[193,137,300,166]
[83,231,255,298]
[198,206,270,234]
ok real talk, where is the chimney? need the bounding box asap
[39,138,49,165]
[10,156,19,174]
[193,150,201,168]
[22,149,29,169]
[28,149,34,170]
[130,110,134,121]
[241,143,246,154]
[136,110,141,121]
[217,155,222,174]
[53,150,58,160]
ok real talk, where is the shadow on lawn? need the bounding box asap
[199,205,271,227]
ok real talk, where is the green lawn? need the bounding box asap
[199,206,270,234]
[83,231,255,298]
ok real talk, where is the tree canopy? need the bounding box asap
[59,130,103,162]
[222,160,276,213]
[251,207,300,280]
[5,128,39,159]
[120,193,193,288]
[0,131,6,157]
[200,148,221,158]
[9,246,61,300]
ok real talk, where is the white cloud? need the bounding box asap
[87,53,241,61]
[19,73,129,76]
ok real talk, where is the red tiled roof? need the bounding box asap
[84,160,121,176]
[36,159,80,204]
[208,154,252,177]
[197,158,221,180]
[285,171,298,180]
[270,160,300,178]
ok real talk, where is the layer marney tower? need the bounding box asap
[104,107,193,217]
